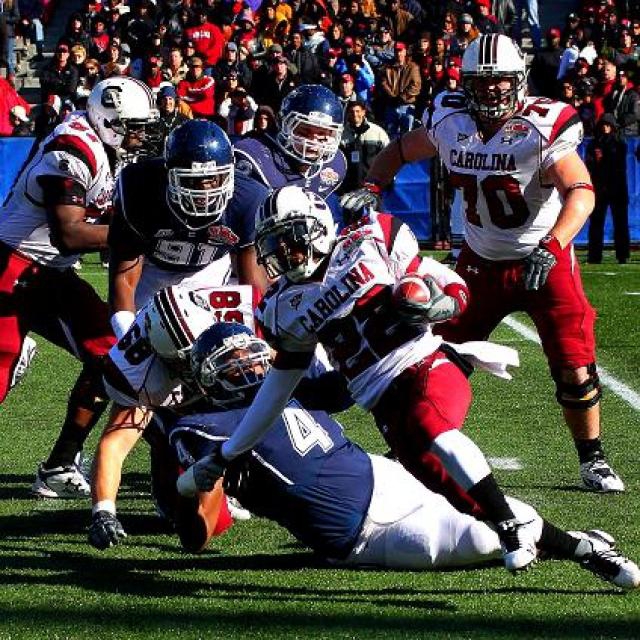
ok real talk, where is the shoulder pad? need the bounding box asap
[517,98,581,144]
[428,92,469,129]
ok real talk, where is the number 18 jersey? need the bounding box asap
[426,92,583,260]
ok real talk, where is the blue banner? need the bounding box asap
[0,137,35,204]
[1,137,638,245]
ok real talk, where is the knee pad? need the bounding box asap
[552,363,602,410]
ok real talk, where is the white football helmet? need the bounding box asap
[461,34,527,121]
[143,285,215,367]
[87,77,158,148]
[256,186,335,282]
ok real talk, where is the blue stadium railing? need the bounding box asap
[1,137,639,244]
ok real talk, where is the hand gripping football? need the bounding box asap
[392,274,434,309]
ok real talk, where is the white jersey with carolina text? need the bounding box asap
[426,93,583,260]
[0,112,114,269]
[104,284,258,408]
[257,213,464,409]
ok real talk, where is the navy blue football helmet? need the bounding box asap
[165,119,235,228]
[277,84,344,165]
[190,322,272,408]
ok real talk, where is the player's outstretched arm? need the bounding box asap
[366,128,438,189]
[341,130,437,220]
[108,253,144,338]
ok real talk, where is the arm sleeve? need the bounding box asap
[220,366,307,460]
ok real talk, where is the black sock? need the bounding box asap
[538,520,580,559]
[574,438,604,464]
[467,474,514,525]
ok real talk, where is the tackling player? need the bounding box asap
[89,283,258,548]
[174,322,640,590]
[188,185,547,575]
[0,77,158,498]
[341,34,623,494]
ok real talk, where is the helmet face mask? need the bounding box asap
[461,34,527,124]
[279,113,342,164]
[276,84,344,166]
[191,324,272,407]
[257,216,327,281]
[256,186,335,282]
[164,121,235,229]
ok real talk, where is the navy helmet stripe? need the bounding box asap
[490,34,499,65]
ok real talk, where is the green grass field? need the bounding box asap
[1,252,639,640]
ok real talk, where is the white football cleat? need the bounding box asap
[581,548,640,590]
[580,459,625,493]
[226,496,251,521]
[497,518,538,573]
[31,453,90,499]
[10,336,37,389]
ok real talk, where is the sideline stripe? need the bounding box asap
[502,315,640,412]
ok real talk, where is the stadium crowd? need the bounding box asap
[3,0,636,257]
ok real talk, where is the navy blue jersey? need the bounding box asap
[109,158,268,272]
[168,400,373,559]
[234,134,347,198]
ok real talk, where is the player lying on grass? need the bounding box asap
[168,322,639,589]
[90,283,348,549]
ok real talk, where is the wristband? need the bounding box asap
[176,466,198,497]
[110,310,136,340]
[92,500,116,516]
[539,234,563,258]
[362,180,383,195]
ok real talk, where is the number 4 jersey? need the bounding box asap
[426,92,583,260]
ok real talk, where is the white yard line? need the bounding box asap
[487,457,524,471]
[502,315,640,412]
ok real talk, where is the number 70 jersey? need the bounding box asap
[426,92,583,260]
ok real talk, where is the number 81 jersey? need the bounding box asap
[427,92,583,260]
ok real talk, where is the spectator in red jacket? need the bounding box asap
[185,7,225,73]
[144,55,165,90]
[177,55,216,118]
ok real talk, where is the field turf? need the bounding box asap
[1,252,639,640]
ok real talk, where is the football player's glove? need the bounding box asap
[523,235,562,291]
[339,182,382,223]
[88,511,127,550]
[192,443,227,493]
[395,276,460,324]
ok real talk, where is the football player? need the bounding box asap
[234,84,347,200]
[0,77,158,498]
[89,283,258,548]
[341,34,623,494]
[108,118,269,326]
[96,119,269,521]
[186,185,548,575]
[174,322,640,590]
